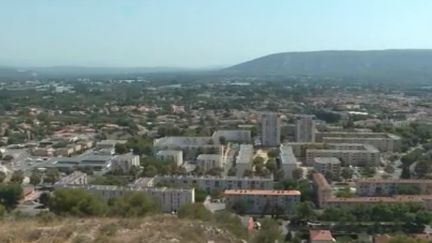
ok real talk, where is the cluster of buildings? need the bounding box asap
[153,129,253,174]
[312,172,432,210]
[54,172,194,213]
[133,174,302,215]
[149,175,274,193]
[39,140,140,174]
[315,131,401,153]
[259,113,399,177]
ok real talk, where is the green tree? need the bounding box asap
[295,201,316,220]
[265,158,277,173]
[49,188,106,216]
[194,186,207,203]
[230,199,248,215]
[44,168,60,184]
[384,164,395,174]
[396,184,421,195]
[360,163,376,178]
[251,218,282,243]
[414,211,432,225]
[292,167,304,181]
[89,175,127,186]
[144,165,158,177]
[227,167,236,176]
[128,165,140,180]
[109,192,160,217]
[336,187,354,198]
[218,136,226,145]
[39,192,51,207]
[10,170,24,184]
[414,160,431,178]
[30,169,43,185]
[0,184,23,209]
[390,235,428,243]
[274,169,285,181]
[267,149,279,158]
[178,203,212,221]
[0,204,5,217]
[0,171,6,183]
[115,143,129,154]
[214,211,247,239]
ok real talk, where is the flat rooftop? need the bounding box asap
[224,189,301,196]
[314,157,341,165]
[356,178,432,184]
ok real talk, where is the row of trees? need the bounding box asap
[46,188,160,217]
[319,203,432,225]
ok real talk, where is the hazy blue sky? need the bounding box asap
[1,0,432,67]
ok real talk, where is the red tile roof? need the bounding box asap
[310,230,333,241]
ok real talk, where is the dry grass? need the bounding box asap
[0,215,243,243]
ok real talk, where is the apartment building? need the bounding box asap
[356,179,432,196]
[56,184,194,213]
[224,189,301,215]
[313,157,341,177]
[312,172,333,208]
[46,153,113,172]
[316,132,401,152]
[295,115,316,143]
[284,142,328,158]
[111,152,140,173]
[153,136,222,159]
[261,112,281,147]
[156,150,183,166]
[325,195,432,210]
[279,145,300,179]
[54,171,88,185]
[312,172,432,210]
[236,144,254,177]
[306,143,380,166]
[153,175,274,193]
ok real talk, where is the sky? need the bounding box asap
[1,0,432,68]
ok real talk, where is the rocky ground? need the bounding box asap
[0,215,244,243]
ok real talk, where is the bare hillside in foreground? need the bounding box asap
[0,215,244,243]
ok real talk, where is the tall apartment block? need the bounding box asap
[261,112,281,147]
[295,115,316,142]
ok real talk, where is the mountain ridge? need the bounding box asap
[223,49,432,81]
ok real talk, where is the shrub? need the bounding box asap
[108,192,160,217]
[178,203,212,221]
[49,188,106,216]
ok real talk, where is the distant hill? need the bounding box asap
[31,66,196,75]
[0,67,37,80]
[0,66,208,80]
[223,50,432,81]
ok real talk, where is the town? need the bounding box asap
[1,77,432,242]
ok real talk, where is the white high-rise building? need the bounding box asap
[295,115,316,142]
[261,112,281,147]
